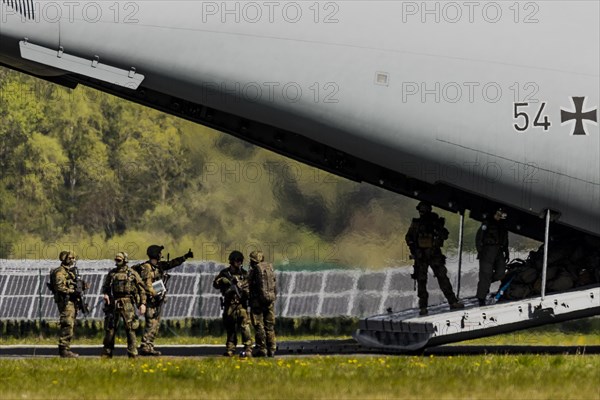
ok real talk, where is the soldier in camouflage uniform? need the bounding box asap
[49,250,83,358]
[213,250,253,357]
[476,208,509,306]
[248,250,277,357]
[138,245,193,356]
[405,202,464,315]
[101,252,147,358]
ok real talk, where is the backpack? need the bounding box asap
[47,267,59,297]
[131,262,145,277]
[253,262,276,303]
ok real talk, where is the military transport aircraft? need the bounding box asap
[0,0,598,349]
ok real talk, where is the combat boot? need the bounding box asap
[419,308,428,316]
[239,348,253,358]
[267,349,276,358]
[100,349,113,359]
[449,302,465,310]
[223,350,234,357]
[139,346,161,356]
[252,348,267,358]
[59,347,79,358]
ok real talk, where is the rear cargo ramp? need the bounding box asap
[354,286,600,350]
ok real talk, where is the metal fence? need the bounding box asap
[0,259,480,320]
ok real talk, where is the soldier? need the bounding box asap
[248,250,277,357]
[405,201,464,315]
[138,245,193,356]
[101,252,147,358]
[213,250,252,357]
[476,208,509,306]
[48,251,83,358]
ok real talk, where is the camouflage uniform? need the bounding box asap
[476,215,509,304]
[49,251,80,358]
[405,204,462,314]
[101,260,146,358]
[213,261,252,356]
[139,251,189,355]
[248,253,277,357]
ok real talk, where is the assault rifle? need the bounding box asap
[72,266,90,315]
[223,270,241,299]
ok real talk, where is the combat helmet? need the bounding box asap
[59,251,70,263]
[249,250,264,263]
[114,252,129,263]
[495,208,508,220]
[228,250,244,263]
[147,245,164,260]
[416,201,432,212]
[59,251,76,265]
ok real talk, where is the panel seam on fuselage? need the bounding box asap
[436,138,599,186]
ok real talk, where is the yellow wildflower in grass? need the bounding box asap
[235,365,241,369]
[112,369,117,373]
[52,380,58,385]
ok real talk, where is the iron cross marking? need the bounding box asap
[560,96,598,135]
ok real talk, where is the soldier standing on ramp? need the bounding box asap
[405,202,464,315]
[248,250,277,357]
[101,252,147,358]
[476,208,509,306]
[138,245,193,356]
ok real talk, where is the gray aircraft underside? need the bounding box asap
[0,1,598,238]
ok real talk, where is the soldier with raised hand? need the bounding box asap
[138,244,193,356]
[248,250,277,357]
[405,201,464,315]
[213,250,252,358]
[476,208,510,306]
[101,252,147,358]
[48,250,83,358]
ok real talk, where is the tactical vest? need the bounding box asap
[482,224,502,246]
[111,268,134,297]
[417,222,435,248]
[253,262,276,303]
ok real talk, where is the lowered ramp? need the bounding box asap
[354,285,600,351]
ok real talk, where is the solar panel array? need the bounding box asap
[0,259,480,320]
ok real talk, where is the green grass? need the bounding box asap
[0,355,598,399]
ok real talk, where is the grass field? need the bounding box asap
[1,330,600,400]
[2,320,599,399]
[1,354,599,399]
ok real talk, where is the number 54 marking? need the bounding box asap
[513,102,552,132]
